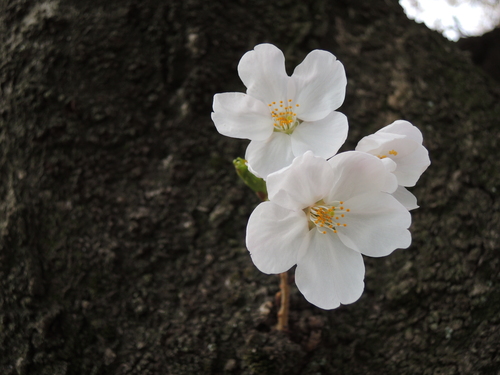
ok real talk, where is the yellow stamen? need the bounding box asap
[379,150,398,159]
[268,98,300,133]
[308,201,350,234]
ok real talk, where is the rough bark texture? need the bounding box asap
[1,0,499,374]
[458,27,500,82]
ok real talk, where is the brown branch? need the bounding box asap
[276,271,290,331]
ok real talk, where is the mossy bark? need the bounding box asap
[1,0,499,374]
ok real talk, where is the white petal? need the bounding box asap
[246,201,309,274]
[380,157,397,173]
[267,151,335,211]
[378,120,423,144]
[326,151,398,203]
[292,50,347,122]
[238,44,289,105]
[337,192,412,257]
[355,132,396,153]
[392,186,419,210]
[245,133,295,179]
[291,111,348,159]
[356,133,416,157]
[392,145,430,187]
[212,93,274,141]
[295,230,365,310]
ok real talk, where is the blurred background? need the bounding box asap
[400,0,500,40]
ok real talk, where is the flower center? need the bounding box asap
[378,149,398,159]
[268,99,300,134]
[308,200,350,234]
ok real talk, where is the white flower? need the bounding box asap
[246,151,412,310]
[355,120,431,210]
[212,43,348,179]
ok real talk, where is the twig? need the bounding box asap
[276,271,290,331]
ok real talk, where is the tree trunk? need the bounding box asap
[1,0,498,374]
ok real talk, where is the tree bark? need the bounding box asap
[1,0,499,374]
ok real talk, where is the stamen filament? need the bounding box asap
[269,98,300,134]
[308,201,349,234]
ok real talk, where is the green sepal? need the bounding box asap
[233,157,268,201]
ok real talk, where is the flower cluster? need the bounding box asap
[212,44,430,310]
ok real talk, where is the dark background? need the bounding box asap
[1,0,499,374]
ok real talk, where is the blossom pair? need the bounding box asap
[211,43,430,309]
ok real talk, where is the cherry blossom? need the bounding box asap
[212,43,348,179]
[355,120,431,210]
[246,151,411,309]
